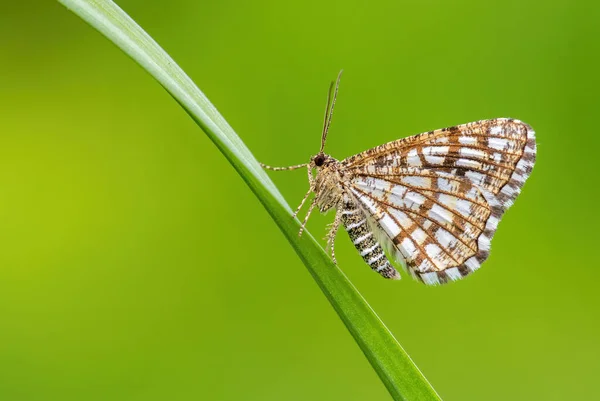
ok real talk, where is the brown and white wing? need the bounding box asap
[348,171,495,284]
[343,118,536,210]
[342,118,536,284]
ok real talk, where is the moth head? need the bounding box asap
[311,153,333,168]
[313,153,326,167]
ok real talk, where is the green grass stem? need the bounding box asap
[57,1,442,399]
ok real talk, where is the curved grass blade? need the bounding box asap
[56,1,443,399]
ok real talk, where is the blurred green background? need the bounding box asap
[0,1,598,400]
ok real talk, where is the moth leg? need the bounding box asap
[306,164,316,189]
[261,162,315,219]
[259,162,308,171]
[293,186,314,218]
[292,164,317,217]
[298,198,317,237]
[325,208,343,265]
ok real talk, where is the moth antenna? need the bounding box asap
[320,69,343,153]
[320,82,333,153]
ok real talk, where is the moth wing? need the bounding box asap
[343,118,536,215]
[349,170,496,284]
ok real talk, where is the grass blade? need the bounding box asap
[57,1,443,399]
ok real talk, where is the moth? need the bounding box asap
[261,71,536,284]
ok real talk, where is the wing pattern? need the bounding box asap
[342,118,536,284]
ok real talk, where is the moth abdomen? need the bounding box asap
[341,202,400,280]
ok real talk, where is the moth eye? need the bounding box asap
[314,155,325,167]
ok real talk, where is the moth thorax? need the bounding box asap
[314,167,344,213]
